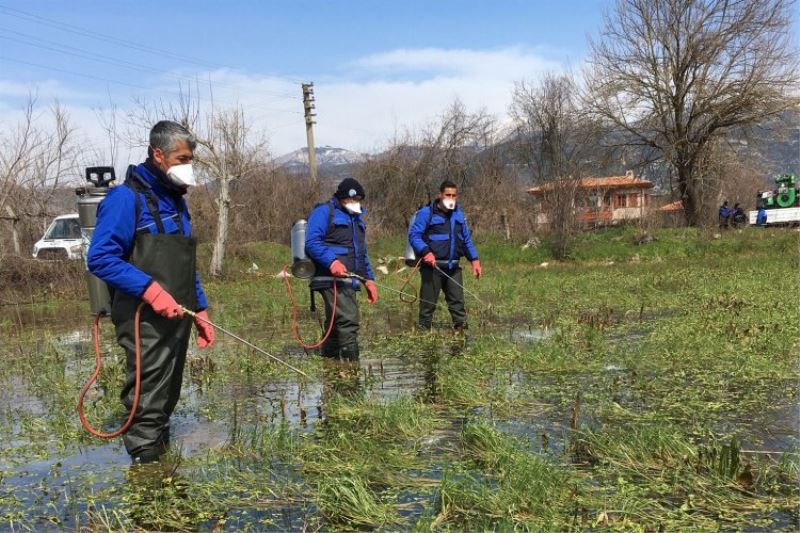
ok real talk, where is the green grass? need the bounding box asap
[0,227,798,530]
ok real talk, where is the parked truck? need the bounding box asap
[749,174,800,226]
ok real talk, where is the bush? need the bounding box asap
[0,254,84,302]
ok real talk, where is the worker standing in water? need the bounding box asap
[408,180,481,331]
[87,121,214,464]
[305,178,378,361]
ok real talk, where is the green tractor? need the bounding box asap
[762,174,798,209]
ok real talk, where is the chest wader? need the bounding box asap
[110,182,197,459]
[315,280,360,361]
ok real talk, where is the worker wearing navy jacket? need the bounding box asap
[305,178,378,361]
[88,121,214,464]
[408,180,481,331]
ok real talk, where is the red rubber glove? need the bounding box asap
[329,259,348,277]
[141,281,184,318]
[194,310,215,348]
[365,280,378,304]
[422,252,436,267]
[471,260,482,279]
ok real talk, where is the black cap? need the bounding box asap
[335,178,365,200]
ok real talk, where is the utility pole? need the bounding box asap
[301,83,319,192]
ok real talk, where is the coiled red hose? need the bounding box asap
[282,265,337,349]
[77,302,143,438]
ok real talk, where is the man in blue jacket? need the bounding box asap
[719,200,730,228]
[305,178,378,361]
[88,121,214,464]
[408,180,481,331]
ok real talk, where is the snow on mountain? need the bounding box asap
[493,117,526,145]
[274,146,367,168]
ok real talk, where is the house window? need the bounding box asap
[614,194,627,208]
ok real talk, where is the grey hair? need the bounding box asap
[149,120,197,154]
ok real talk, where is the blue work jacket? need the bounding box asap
[87,163,208,310]
[408,201,479,269]
[305,198,375,288]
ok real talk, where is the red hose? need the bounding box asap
[398,258,422,303]
[282,265,337,349]
[77,302,143,438]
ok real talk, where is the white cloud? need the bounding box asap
[352,46,561,79]
[0,46,568,161]
[0,79,100,101]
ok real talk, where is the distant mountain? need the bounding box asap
[274,146,367,169]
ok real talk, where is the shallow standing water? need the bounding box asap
[1,296,798,530]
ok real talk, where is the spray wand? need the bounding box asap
[183,307,308,377]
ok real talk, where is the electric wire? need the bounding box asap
[0,3,313,90]
[0,27,300,103]
[0,55,302,117]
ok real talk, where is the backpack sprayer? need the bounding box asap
[73,167,138,438]
[76,167,115,315]
[284,218,340,349]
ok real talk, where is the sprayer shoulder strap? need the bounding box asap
[124,180,165,234]
[421,201,435,236]
[313,201,336,233]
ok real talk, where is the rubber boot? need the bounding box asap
[320,342,340,358]
[158,424,171,453]
[131,448,161,464]
[339,343,359,362]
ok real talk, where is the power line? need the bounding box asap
[0,55,162,93]
[0,4,312,95]
[0,3,230,71]
[0,55,301,116]
[0,27,300,102]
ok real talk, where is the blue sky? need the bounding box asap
[0,1,608,158]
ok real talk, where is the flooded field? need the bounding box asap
[1,228,798,530]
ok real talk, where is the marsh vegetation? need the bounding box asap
[0,227,798,531]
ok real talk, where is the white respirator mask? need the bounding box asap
[344,202,362,214]
[166,164,197,187]
[442,198,456,210]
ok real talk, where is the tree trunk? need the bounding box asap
[5,206,20,256]
[209,174,231,277]
[501,209,511,241]
[677,166,700,227]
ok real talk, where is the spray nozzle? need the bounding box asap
[85,166,116,188]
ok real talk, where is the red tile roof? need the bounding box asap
[527,173,654,195]
[658,200,683,212]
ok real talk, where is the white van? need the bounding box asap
[32,214,84,260]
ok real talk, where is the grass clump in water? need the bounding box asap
[428,420,577,530]
[299,393,439,528]
[575,423,800,529]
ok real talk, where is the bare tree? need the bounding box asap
[357,100,495,233]
[195,109,266,277]
[585,0,800,225]
[511,73,603,259]
[0,98,79,256]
